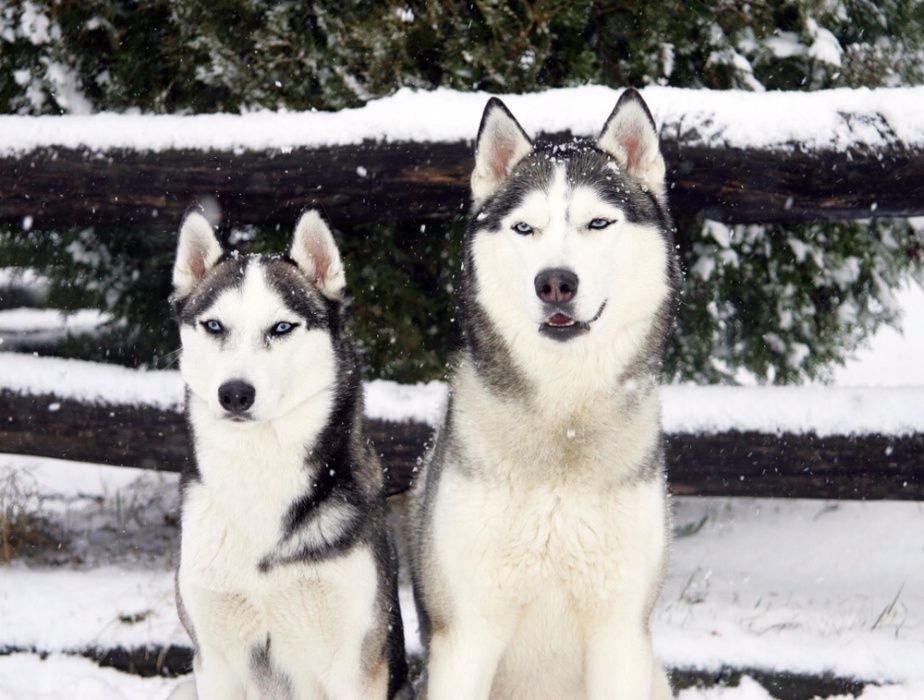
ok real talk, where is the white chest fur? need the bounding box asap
[178,397,384,699]
[431,365,669,628]
[185,395,329,552]
[424,372,671,699]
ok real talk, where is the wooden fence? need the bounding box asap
[1,99,924,230]
[1,390,920,500]
[1,91,922,499]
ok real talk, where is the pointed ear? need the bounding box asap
[172,212,223,299]
[290,210,346,300]
[597,89,666,200]
[471,97,533,206]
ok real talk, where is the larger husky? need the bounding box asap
[170,211,409,699]
[411,89,679,699]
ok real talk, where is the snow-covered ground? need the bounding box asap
[1,454,922,698]
[0,85,921,155]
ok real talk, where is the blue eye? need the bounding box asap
[512,222,534,235]
[589,218,612,230]
[201,319,224,335]
[270,321,297,336]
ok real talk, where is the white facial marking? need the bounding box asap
[471,165,670,390]
[179,262,337,424]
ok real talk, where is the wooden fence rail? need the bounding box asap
[2,138,923,231]
[2,391,921,500]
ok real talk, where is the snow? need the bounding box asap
[832,280,924,386]
[1,455,923,698]
[0,566,184,651]
[0,353,184,412]
[0,654,175,700]
[0,85,922,156]
[0,267,48,301]
[0,307,109,333]
[658,496,924,684]
[807,19,844,67]
[364,379,448,427]
[0,308,112,351]
[661,385,924,436]
[677,677,776,699]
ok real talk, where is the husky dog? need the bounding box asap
[169,211,409,700]
[411,89,679,699]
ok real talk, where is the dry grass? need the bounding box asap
[0,468,60,564]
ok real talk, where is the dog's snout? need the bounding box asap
[218,380,256,413]
[534,268,579,304]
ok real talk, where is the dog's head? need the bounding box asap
[463,90,679,390]
[171,211,346,424]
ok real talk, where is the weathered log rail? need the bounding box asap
[3,86,924,229]
[2,390,921,500]
[2,137,923,230]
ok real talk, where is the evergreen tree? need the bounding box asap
[1,0,922,382]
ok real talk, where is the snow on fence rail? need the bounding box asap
[1,354,921,500]
[1,86,923,229]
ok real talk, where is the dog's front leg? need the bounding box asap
[424,622,508,700]
[181,584,262,700]
[191,644,250,700]
[585,619,661,700]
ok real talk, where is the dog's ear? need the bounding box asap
[597,89,666,201]
[290,210,346,300]
[173,212,223,299]
[471,97,533,206]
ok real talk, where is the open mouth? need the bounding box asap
[538,301,607,342]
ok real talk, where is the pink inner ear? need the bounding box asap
[307,239,331,283]
[189,243,207,280]
[622,131,643,170]
[491,135,515,180]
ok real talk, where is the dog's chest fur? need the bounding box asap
[179,395,373,598]
[432,365,667,614]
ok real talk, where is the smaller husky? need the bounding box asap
[169,211,409,699]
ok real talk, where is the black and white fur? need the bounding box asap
[169,211,409,700]
[411,90,679,699]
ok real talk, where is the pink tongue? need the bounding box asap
[548,312,573,326]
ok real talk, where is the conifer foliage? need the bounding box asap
[1,1,922,381]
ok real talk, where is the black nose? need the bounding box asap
[218,380,255,413]
[534,268,579,304]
